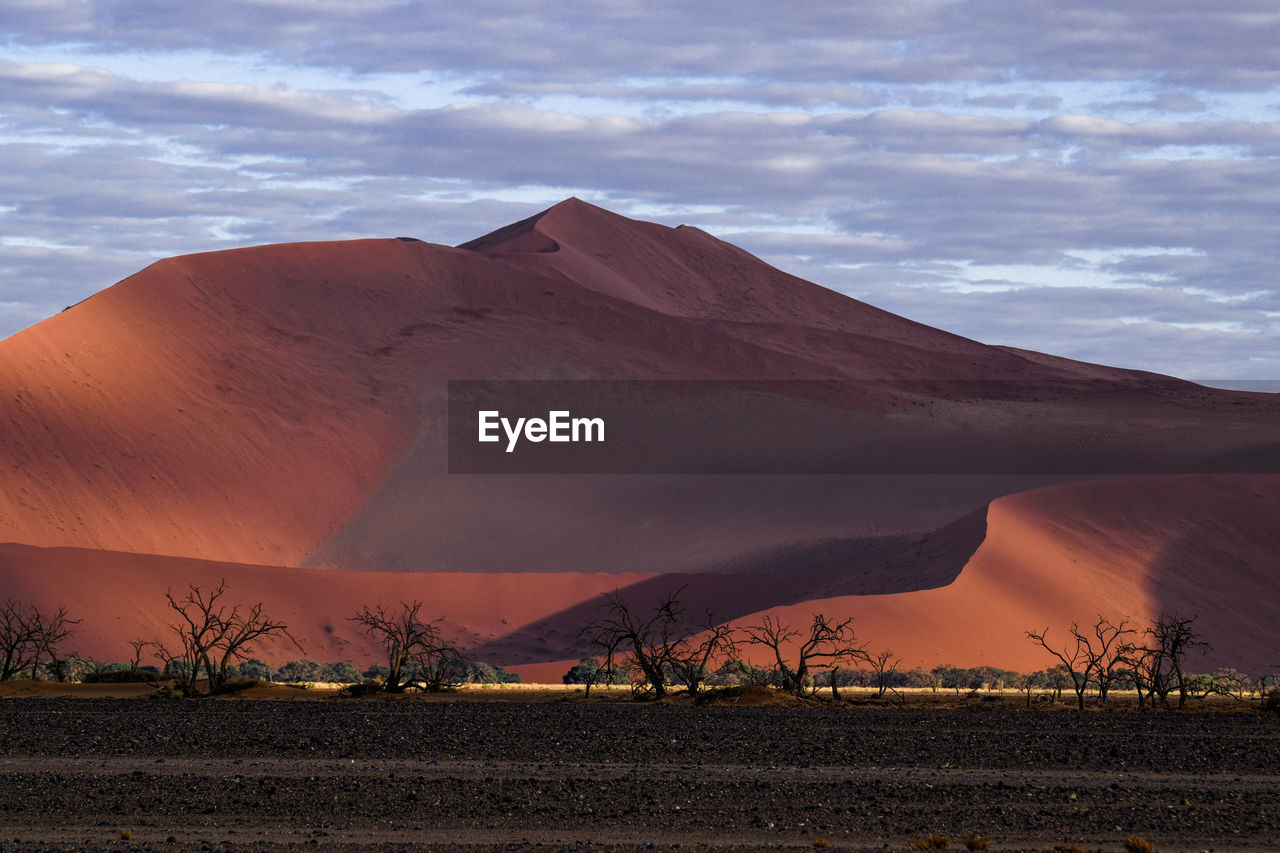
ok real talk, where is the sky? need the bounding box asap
[1,1,1278,380]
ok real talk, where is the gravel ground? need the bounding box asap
[0,697,1276,851]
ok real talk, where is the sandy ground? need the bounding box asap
[0,693,1276,851]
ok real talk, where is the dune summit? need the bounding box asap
[1,199,1277,674]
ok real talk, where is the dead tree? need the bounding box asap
[350,601,463,693]
[28,605,82,682]
[666,615,738,699]
[866,648,902,699]
[0,599,36,682]
[830,666,845,701]
[1027,615,1134,710]
[1027,625,1090,710]
[742,613,867,698]
[1090,617,1136,705]
[160,580,299,696]
[0,600,80,682]
[581,587,733,700]
[1148,613,1206,709]
[583,588,679,699]
[126,639,157,678]
[1124,613,1207,710]
[1123,642,1168,710]
[1016,670,1046,707]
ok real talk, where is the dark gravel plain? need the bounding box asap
[0,697,1276,851]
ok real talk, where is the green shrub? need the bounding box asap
[275,659,326,682]
[464,660,521,684]
[563,658,627,685]
[236,658,274,680]
[322,661,363,684]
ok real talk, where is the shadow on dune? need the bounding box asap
[1145,478,1280,675]
[463,507,989,665]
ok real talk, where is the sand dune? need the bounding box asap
[0,542,657,669]
[0,199,1276,673]
[717,475,1280,675]
[1,474,1274,675]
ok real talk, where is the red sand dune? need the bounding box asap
[0,542,657,670]
[1,474,1274,676]
[721,475,1280,676]
[1,199,1277,673]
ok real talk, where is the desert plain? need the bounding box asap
[1,688,1278,852]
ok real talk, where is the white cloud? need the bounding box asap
[0,3,1277,376]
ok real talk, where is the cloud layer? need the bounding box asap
[2,1,1278,377]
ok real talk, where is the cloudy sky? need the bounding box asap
[2,1,1278,379]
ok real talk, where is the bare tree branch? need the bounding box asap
[582,587,734,700]
[159,580,299,696]
[742,613,867,698]
[350,601,463,693]
[1027,615,1135,710]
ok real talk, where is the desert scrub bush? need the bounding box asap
[275,659,326,682]
[1123,836,1155,853]
[464,660,521,684]
[322,661,364,683]
[913,834,949,849]
[82,668,156,684]
[217,677,262,693]
[148,684,183,700]
[963,831,990,850]
[1263,687,1280,713]
[342,680,384,697]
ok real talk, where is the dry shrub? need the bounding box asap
[963,831,990,850]
[696,685,804,706]
[342,679,385,697]
[1124,837,1155,853]
[813,840,830,849]
[1263,687,1280,713]
[217,677,262,693]
[913,834,950,849]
